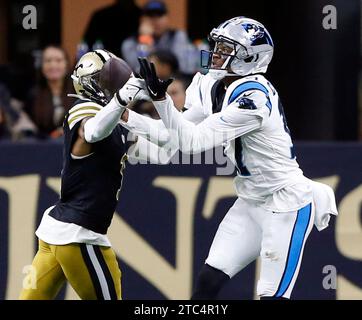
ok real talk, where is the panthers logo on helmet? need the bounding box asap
[242,23,273,47]
[242,24,265,42]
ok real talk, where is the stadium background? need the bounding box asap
[0,0,361,299]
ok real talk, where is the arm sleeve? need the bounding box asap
[120,110,170,147]
[120,102,207,147]
[127,135,176,164]
[119,72,209,146]
[153,93,269,154]
[83,98,124,143]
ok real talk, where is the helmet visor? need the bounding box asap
[200,50,212,69]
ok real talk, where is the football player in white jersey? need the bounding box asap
[119,16,337,300]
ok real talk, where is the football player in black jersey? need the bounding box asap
[20,49,152,300]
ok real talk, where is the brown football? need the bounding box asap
[98,57,132,99]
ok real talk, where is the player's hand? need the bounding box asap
[114,75,151,107]
[138,57,173,101]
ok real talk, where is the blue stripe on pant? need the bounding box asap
[275,203,312,297]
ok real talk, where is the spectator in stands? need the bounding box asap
[0,85,11,139]
[121,0,196,75]
[148,49,179,80]
[26,45,73,139]
[0,82,37,140]
[83,0,141,56]
[166,75,189,111]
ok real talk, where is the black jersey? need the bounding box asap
[49,99,132,234]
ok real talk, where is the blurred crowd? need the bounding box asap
[0,0,207,141]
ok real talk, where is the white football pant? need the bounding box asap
[205,197,315,299]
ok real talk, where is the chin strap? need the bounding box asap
[208,69,240,80]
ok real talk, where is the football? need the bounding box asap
[98,56,132,98]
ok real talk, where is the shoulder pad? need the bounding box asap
[228,80,270,104]
[67,101,102,130]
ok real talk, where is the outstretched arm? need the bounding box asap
[119,99,206,148]
[71,77,150,156]
[153,94,267,154]
[120,109,170,147]
[138,58,268,154]
[127,135,177,164]
[69,97,125,157]
[119,71,208,147]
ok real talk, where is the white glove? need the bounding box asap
[114,76,151,107]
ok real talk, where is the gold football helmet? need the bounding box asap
[71,49,114,105]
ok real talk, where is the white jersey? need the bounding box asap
[183,72,216,119]
[221,74,312,211]
[151,73,312,212]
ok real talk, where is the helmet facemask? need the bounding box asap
[201,34,251,80]
[201,35,241,79]
[72,69,109,105]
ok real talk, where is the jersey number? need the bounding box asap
[235,138,251,176]
[278,99,296,159]
[116,153,128,201]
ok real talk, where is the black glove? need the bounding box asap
[138,57,173,100]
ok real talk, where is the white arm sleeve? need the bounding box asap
[120,101,207,147]
[84,98,124,143]
[153,94,269,154]
[182,103,207,124]
[127,135,176,164]
[119,72,210,146]
[120,110,170,147]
